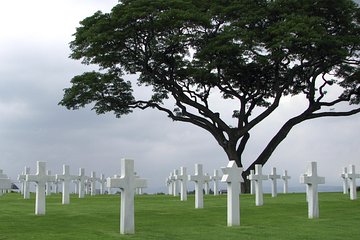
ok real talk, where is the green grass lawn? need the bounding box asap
[0,192,359,239]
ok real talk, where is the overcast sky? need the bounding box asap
[0,0,359,193]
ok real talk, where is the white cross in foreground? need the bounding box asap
[300,162,325,219]
[107,159,147,234]
[26,161,56,215]
[221,161,244,226]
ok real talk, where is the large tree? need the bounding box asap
[60,0,360,191]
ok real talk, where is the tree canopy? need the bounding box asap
[60,0,360,183]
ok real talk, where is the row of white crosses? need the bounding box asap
[166,165,222,203]
[223,161,326,226]
[0,169,12,195]
[21,162,108,215]
[15,159,147,235]
[247,165,291,206]
[340,165,360,200]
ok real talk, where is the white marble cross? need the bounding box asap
[247,170,255,195]
[26,161,56,215]
[221,161,244,226]
[212,169,221,196]
[269,167,281,197]
[54,180,60,194]
[204,173,211,195]
[72,179,79,194]
[167,172,174,195]
[135,174,145,195]
[107,159,147,234]
[56,165,77,204]
[165,176,172,195]
[346,165,360,200]
[99,174,107,194]
[172,169,179,197]
[340,167,349,195]
[77,168,87,198]
[45,170,54,196]
[88,171,99,196]
[18,167,31,199]
[188,164,210,209]
[175,167,188,201]
[248,164,268,206]
[300,162,325,219]
[281,170,291,194]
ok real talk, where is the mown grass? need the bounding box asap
[0,192,359,239]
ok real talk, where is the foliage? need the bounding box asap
[60,0,360,175]
[0,192,360,239]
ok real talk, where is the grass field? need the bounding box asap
[0,192,359,239]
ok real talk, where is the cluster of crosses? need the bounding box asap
[0,169,12,195]
[12,160,147,235]
[1,161,359,235]
[166,161,359,227]
[166,163,293,226]
[340,165,360,200]
[16,162,110,214]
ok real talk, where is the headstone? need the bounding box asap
[212,169,221,196]
[248,164,268,206]
[76,168,88,198]
[268,167,281,197]
[204,173,211,195]
[18,167,31,199]
[281,170,291,194]
[175,167,188,201]
[0,178,11,193]
[300,161,325,219]
[172,169,179,197]
[247,170,255,195]
[54,179,60,194]
[72,179,79,194]
[56,165,77,204]
[85,179,91,195]
[0,170,11,196]
[188,164,210,209]
[346,165,360,200]
[99,174,107,194]
[167,172,174,195]
[45,170,53,196]
[221,161,244,226]
[107,159,147,234]
[88,171,99,196]
[26,161,56,215]
[165,176,172,195]
[340,167,348,195]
